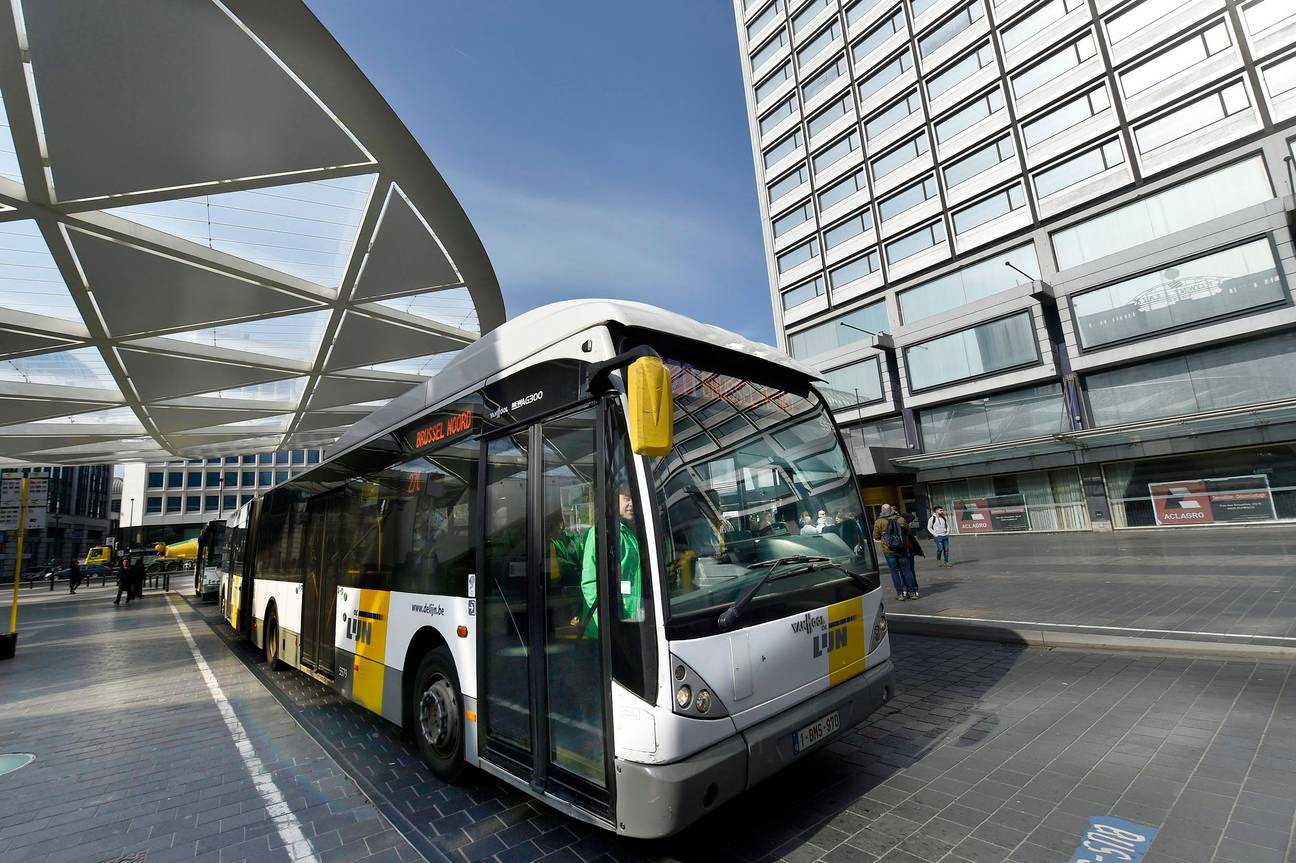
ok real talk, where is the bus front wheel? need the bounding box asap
[414,647,465,782]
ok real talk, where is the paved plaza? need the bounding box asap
[2,587,1294,863]
[887,526,1296,650]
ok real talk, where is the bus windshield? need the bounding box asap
[649,364,877,624]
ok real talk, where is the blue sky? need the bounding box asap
[304,1,776,344]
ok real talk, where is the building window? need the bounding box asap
[1012,32,1097,98]
[205,495,218,510]
[818,167,867,210]
[796,20,840,69]
[166,471,182,489]
[185,471,201,487]
[752,26,790,71]
[147,471,163,489]
[920,382,1067,451]
[824,209,874,249]
[879,174,939,222]
[928,468,1088,532]
[821,356,885,407]
[828,250,881,291]
[241,454,256,464]
[258,453,273,464]
[859,49,914,102]
[242,494,254,506]
[223,471,236,486]
[1001,0,1085,52]
[802,55,847,102]
[1071,238,1284,349]
[205,471,220,486]
[807,93,852,139]
[842,415,908,449]
[864,90,921,140]
[1241,0,1295,40]
[241,471,255,487]
[812,130,860,173]
[1051,157,1273,269]
[764,129,803,169]
[768,164,810,205]
[871,131,930,181]
[934,87,1003,142]
[782,276,826,311]
[898,243,1040,323]
[166,497,181,514]
[792,0,832,34]
[1260,52,1296,101]
[1086,331,1296,426]
[223,494,237,510]
[1022,86,1108,149]
[787,300,890,358]
[919,2,984,58]
[852,8,905,66]
[778,236,819,273]
[847,0,891,28]
[1119,21,1232,99]
[927,42,994,99]
[276,452,290,465]
[146,496,162,514]
[1034,139,1124,199]
[951,183,1027,234]
[884,219,946,265]
[256,470,270,485]
[760,93,799,136]
[274,471,289,485]
[747,0,784,42]
[1133,80,1251,156]
[756,59,794,104]
[1106,0,1176,45]
[773,201,815,238]
[224,456,238,464]
[943,134,1014,189]
[906,311,1038,390]
[185,495,200,513]
[307,450,320,464]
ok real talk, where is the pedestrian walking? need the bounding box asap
[130,557,146,600]
[114,558,131,605]
[872,504,919,601]
[927,506,952,566]
[904,512,925,581]
[68,558,81,594]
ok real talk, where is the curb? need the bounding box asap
[888,614,1296,661]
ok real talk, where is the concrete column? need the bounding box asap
[1078,464,1113,532]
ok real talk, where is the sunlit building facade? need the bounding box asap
[734,0,1296,533]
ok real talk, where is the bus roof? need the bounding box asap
[330,299,820,457]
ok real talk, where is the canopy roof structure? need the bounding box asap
[0,0,505,465]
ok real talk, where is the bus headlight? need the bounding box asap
[871,606,889,651]
[695,689,712,714]
[668,654,729,718]
[675,685,692,709]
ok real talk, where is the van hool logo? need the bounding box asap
[790,611,827,635]
[813,614,856,658]
[343,609,383,645]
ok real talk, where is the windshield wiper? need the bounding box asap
[717,557,833,630]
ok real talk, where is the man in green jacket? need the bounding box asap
[580,484,641,637]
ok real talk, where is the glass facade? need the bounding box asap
[1086,332,1296,426]
[788,301,890,358]
[919,383,1067,451]
[928,469,1089,533]
[1104,445,1296,529]
[1072,239,1284,349]
[820,356,884,407]
[906,312,1038,391]
[899,244,1039,323]
[133,449,324,523]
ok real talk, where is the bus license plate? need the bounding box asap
[793,711,840,753]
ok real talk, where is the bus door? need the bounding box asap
[301,493,342,677]
[479,405,611,812]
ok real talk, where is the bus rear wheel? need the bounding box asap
[414,647,465,782]
[265,613,282,670]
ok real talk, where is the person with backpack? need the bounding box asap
[873,504,919,601]
[927,506,951,567]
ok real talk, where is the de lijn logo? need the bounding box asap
[342,609,384,646]
[815,614,855,658]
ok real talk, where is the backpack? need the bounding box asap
[883,516,906,553]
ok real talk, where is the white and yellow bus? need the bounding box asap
[218,300,893,837]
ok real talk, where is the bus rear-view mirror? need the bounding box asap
[627,356,674,456]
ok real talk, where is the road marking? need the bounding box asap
[889,613,1296,642]
[167,596,319,863]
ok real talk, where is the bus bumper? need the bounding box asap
[613,658,895,838]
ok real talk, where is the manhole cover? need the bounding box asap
[96,852,146,863]
[0,754,33,777]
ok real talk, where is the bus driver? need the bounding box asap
[579,483,642,637]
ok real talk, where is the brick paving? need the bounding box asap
[3,588,1295,863]
[890,526,1296,645]
[0,589,422,863]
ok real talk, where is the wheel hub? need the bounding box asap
[419,674,458,754]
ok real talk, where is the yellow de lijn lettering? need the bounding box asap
[824,596,867,687]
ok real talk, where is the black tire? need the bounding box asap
[413,647,465,782]
[265,612,282,670]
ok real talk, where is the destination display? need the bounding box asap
[1149,474,1276,526]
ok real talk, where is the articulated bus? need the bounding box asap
[217,300,894,837]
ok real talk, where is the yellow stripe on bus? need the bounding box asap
[826,595,867,688]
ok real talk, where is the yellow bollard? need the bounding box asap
[3,477,28,658]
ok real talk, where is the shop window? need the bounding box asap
[929,468,1088,532]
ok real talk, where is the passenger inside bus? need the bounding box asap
[578,483,641,637]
